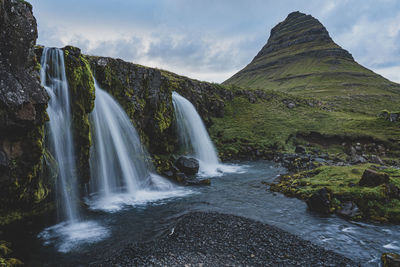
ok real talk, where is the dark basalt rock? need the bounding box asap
[0,0,50,218]
[295,145,306,154]
[306,187,332,214]
[359,169,389,187]
[382,253,400,267]
[175,156,199,176]
[184,178,211,186]
[336,201,361,219]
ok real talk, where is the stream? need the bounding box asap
[5,161,400,266]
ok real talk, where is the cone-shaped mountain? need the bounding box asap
[223,11,400,97]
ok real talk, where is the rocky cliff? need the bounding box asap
[0,0,50,224]
[89,56,232,174]
[223,11,400,98]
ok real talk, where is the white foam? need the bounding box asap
[383,242,400,251]
[38,221,110,253]
[86,187,193,213]
[197,162,247,177]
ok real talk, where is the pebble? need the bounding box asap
[91,212,357,266]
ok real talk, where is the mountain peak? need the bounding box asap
[255,11,342,60]
[222,12,399,97]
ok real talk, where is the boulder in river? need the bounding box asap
[336,201,361,219]
[176,156,199,175]
[359,169,389,187]
[306,187,332,214]
[382,253,400,267]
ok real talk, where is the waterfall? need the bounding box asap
[40,47,80,222]
[39,48,109,253]
[87,82,189,212]
[172,92,221,176]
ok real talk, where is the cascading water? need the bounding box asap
[87,81,189,212]
[38,48,109,252]
[172,92,240,176]
[40,47,80,222]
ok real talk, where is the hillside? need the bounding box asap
[223,12,400,102]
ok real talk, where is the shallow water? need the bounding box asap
[5,161,400,266]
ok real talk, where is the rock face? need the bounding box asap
[63,46,95,184]
[223,11,399,97]
[306,187,332,214]
[88,56,231,175]
[359,169,389,187]
[0,0,49,222]
[175,156,199,176]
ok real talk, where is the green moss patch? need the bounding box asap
[270,164,400,223]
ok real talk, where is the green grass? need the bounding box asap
[270,164,400,223]
[210,92,400,159]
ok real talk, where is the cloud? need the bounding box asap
[30,0,400,83]
[374,66,400,84]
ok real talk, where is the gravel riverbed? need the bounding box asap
[92,212,358,266]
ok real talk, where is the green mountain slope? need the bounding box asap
[223,11,400,99]
[211,11,400,161]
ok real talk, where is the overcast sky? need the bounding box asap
[30,0,400,83]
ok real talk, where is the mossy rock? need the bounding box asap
[63,46,95,184]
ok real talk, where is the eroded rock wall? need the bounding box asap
[0,0,49,223]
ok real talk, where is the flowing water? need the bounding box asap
[172,91,238,176]
[40,48,80,222]
[87,82,189,212]
[39,48,108,251]
[6,161,400,266]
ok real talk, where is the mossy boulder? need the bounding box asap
[359,169,389,187]
[382,253,400,267]
[306,187,333,214]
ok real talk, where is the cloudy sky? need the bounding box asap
[30,0,400,83]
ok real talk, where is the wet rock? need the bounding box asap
[295,145,306,154]
[306,187,332,214]
[163,170,174,178]
[175,172,187,183]
[382,253,400,267]
[359,169,389,187]
[184,178,211,186]
[336,201,361,219]
[370,155,384,165]
[0,151,8,167]
[176,156,199,176]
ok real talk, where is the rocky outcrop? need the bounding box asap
[175,156,199,176]
[359,169,389,187]
[63,46,95,184]
[0,0,49,223]
[88,56,233,175]
[306,187,332,214]
[382,253,400,267]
